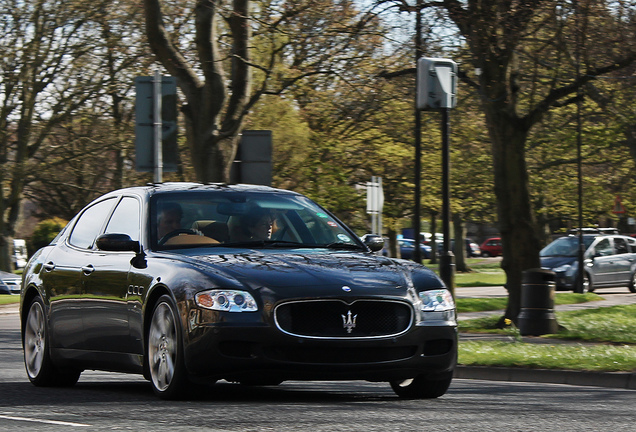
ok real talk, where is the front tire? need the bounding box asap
[629,272,636,293]
[23,296,81,387]
[147,295,189,399]
[390,371,453,399]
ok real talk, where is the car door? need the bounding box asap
[44,198,118,350]
[609,236,634,285]
[81,196,141,354]
[588,238,615,287]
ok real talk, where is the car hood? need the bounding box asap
[540,256,577,269]
[162,249,442,295]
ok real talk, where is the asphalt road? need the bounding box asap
[1,304,636,431]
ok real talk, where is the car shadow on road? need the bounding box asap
[0,379,398,405]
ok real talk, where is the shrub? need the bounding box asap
[30,217,68,252]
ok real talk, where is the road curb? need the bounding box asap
[455,365,636,390]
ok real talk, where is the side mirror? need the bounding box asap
[362,234,384,252]
[96,233,141,253]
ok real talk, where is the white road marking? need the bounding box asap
[0,414,90,427]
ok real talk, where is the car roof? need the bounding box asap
[102,182,300,199]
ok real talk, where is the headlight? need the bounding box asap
[419,289,455,311]
[553,262,576,274]
[418,289,456,324]
[195,290,258,312]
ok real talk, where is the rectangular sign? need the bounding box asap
[135,76,178,172]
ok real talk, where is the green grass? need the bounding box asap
[459,341,636,372]
[456,292,601,313]
[0,296,20,305]
[426,258,506,287]
[458,304,636,372]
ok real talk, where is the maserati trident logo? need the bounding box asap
[341,310,357,333]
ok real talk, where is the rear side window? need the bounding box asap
[68,198,117,249]
[105,197,141,241]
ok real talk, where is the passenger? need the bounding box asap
[230,209,274,242]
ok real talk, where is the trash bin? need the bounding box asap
[518,268,558,336]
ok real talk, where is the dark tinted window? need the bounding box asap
[68,198,117,249]
[105,197,141,241]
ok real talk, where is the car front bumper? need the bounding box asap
[183,322,458,383]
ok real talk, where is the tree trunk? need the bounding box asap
[428,211,438,264]
[485,109,542,323]
[184,109,241,183]
[453,213,470,272]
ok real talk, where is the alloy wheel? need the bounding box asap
[24,301,46,379]
[148,302,178,392]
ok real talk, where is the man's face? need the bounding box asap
[158,209,181,239]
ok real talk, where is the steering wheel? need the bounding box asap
[158,229,198,245]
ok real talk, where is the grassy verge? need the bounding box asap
[456,292,602,313]
[0,296,20,305]
[459,341,636,372]
[458,304,636,372]
[427,258,506,287]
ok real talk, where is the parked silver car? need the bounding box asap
[540,232,636,293]
[0,270,21,295]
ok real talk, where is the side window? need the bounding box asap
[629,239,636,253]
[614,237,629,255]
[105,197,141,241]
[594,238,612,257]
[68,198,117,249]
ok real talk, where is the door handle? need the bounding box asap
[43,262,55,271]
[81,264,95,275]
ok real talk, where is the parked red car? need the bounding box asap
[480,237,502,257]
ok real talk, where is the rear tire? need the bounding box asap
[147,295,189,400]
[23,296,81,387]
[390,371,453,399]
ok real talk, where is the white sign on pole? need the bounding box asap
[366,177,384,235]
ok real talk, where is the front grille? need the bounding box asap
[274,299,412,339]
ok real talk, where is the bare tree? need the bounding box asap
[0,0,116,270]
[142,0,384,183]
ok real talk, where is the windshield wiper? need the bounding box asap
[320,242,366,251]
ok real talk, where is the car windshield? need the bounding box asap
[540,236,596,257]
[151,190,364,250]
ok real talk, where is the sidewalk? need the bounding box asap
[455,287,636,390]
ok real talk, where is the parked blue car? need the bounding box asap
[383,238,431,260]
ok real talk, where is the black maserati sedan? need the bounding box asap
[20,183,457,399]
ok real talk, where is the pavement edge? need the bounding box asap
[455,365,636,390]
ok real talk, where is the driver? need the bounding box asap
[157,202,183,241]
